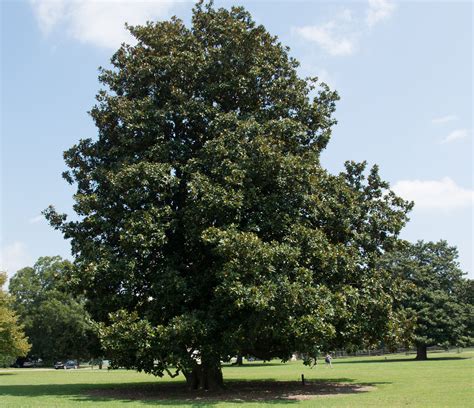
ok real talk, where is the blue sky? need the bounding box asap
[1,0,472,279]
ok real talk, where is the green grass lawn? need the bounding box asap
[1,350,472,407]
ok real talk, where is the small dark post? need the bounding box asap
[301,374,305,385]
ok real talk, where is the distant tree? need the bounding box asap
[9,257,100,363]
[0,272,30,365]
[45,2,412,389]
[457,278,474,336]
[381,240,473,360]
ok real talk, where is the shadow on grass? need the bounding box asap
[335,356,470,364]
[0,378,386,405]
[224,363,284,368]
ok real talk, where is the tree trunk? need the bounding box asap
[184,361,224,391]
[415,344,428,360]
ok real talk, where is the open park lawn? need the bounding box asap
[0,350,472,407]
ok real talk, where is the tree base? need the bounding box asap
[415,345,428,360]
[185,364,224,391]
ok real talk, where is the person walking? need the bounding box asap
[325,353,333,368]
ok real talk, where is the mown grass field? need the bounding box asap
[1,350,472,407]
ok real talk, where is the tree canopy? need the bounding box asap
[45,1,412,389]
[0,272,30,365]
[9,257,100,363]
[381,240,473,360]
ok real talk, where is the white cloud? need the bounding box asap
[393,177,474,211]
[30,0,182,49]
[295,24,356,56]
[366,0,396,27]
[441,129,469,144]
[0,242,32,279]
[30,0,67,34]
[29,214,44,224]
[432,114,458,124]
[295,1,396,57]
[294,9,357,57]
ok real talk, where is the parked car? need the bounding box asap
[33,358,44,367]
[54,361,65,369]
[11,358,43,368]
[65,360,78,369]
[54,360,78,369]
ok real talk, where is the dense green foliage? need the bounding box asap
[9,257,99,363]
[0,272,30,364]
[45,2,412,388]
[381,241,473,359]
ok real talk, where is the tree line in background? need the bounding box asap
[1,257,100,366]
[381,240,472,360]
[0,273,30,366]
[1,2,472,389]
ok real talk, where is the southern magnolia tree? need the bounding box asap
[45,2,412,389]
[0,272,30,365]
[381,241,473,360]
[9,257,100,363]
